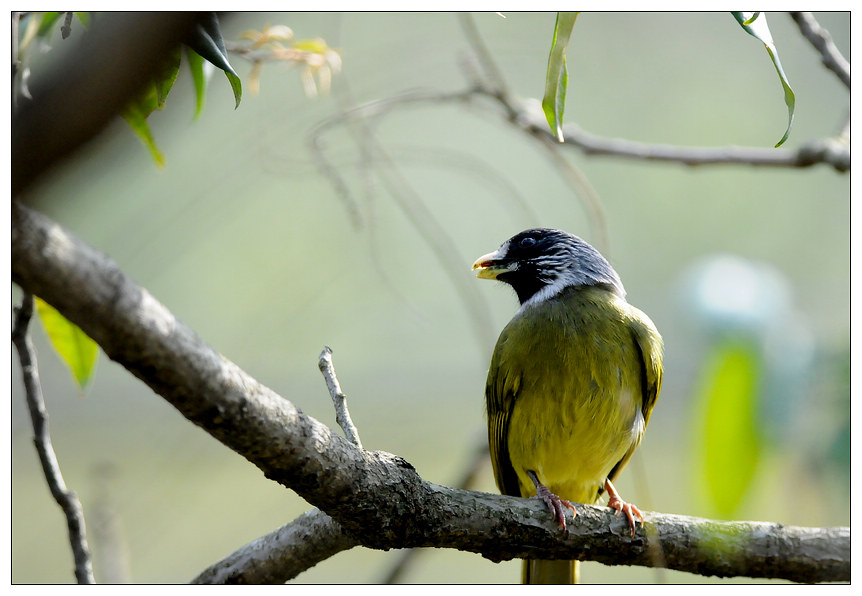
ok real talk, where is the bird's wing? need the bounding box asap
[486,327,525,498]
[606,306,664,485]
[630,306,663,428]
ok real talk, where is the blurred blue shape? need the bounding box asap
[679,254,814,445]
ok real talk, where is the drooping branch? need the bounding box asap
[12,293,95,584]
[11,201,850,583]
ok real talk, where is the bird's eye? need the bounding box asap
[519,237,536,248]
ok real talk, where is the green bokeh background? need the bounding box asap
[11,12,849,583]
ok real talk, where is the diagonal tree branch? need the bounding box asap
[12,293,95,584]
[790,12,850,90]
[11,200,850,583]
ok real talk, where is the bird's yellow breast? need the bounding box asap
[487,285,651,504]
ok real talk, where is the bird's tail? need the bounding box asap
[522,559,578,584]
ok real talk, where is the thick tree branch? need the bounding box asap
[12,293,95,584]
[11,201,849,583]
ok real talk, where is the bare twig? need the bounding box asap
[790,12,850,90]
[508,98,850,172]
[318,346,363,449]
[60,11,73,39]
[12,293,95,584]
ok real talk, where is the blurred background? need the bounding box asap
[11,12,849,583]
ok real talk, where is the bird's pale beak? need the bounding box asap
[472,250,506,279]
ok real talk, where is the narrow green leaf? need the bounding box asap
[186,47,207,119]
[122,91,166,167]
[732,12,795,147]
[224,71,243,109]
[34,297,99,389]
[120,48,180,166]
[185,12,242,108]
[542,12,579,143]
[697,340,762,518]
[155,46,182,109]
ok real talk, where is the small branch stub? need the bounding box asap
[318,346,363,449]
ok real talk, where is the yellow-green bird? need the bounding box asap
[472,228,663,584]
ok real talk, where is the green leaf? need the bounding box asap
[223,71,243,110]
[121,47,181,166]
[35,12,64,38]
[155,46,182,108]
[185,12,242,108]
[122,91,166,167]
[74,12,91,28]
[732,12,795,147]
[186,47,207,119]
[697,340,762,518]
[542,12,579,143]
[34,297,99,389]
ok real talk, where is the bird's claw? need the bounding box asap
[533,484,576,528]
[607,494,643,537]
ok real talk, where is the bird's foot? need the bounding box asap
[532,483,576,528]
[604,478,643,537]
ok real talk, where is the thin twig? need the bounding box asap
[790,12,850,90]
[318,346,363,449]
[12,293,95,584]
[508,98,850,172]
[60,11,73,39]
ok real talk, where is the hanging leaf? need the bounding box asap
[155,46,182,108]
[34,297,99,389]
[697,339,762,518]
[732,12,795,147]
[541,12,579,143]
[186,47,208,119]
[122,95,165,167]
[185,12,242,108]
[121,46,182,166]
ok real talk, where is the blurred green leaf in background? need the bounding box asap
[34,297,99,390]
[696,339,762,518]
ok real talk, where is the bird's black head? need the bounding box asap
[473,228,625,305]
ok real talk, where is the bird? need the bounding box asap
[472,228,663,584]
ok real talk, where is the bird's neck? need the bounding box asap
[518,280,623,313]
